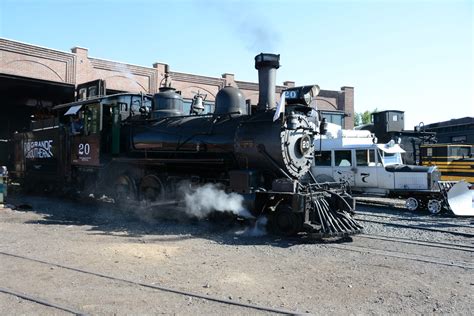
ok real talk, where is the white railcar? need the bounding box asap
[311,125,472,215]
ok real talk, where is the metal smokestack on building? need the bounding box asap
[255,53,280,111]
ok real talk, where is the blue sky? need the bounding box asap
[1,0,472,128]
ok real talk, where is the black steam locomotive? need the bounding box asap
[13,53,361,237]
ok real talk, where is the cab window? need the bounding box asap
[119,102,128,112]
[335,150,352,166]
[383,152,402,165]
[131,96,141,115]
[378,149,403,165]
[131,96,152,116]
[449,146,470,157]
[315,151,332,166]
[356,149,375,166]
[83,104,100,134]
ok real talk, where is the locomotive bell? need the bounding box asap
[193,96,204,110]
[191,95,205,114]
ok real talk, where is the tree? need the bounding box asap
[354,108,378,126]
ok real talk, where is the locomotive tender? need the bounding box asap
[13,53,362,237]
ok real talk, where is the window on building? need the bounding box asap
[78,88,87,100]
[392,114,398,121]
[335,150,352,166]
[451,135,467,143]
[315,151,332,166]
[321,112,344,127]
[88,86,97,98]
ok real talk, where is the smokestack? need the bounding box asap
[255,53,280,111]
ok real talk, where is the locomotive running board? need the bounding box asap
[112,157,226,165]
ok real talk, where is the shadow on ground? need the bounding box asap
[5,193,344,248]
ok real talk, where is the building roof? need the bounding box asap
[424,117,474,129]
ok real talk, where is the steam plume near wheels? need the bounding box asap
[179,182,255,219]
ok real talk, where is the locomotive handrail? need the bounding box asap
[112,157,227,165]
[144,111,243,123]
[307,170,322,189]
[52,92,152,110]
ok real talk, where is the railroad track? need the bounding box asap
[0,251,308,315]
[330,243,474,270]
[356,211,474,229]
[0,286,87,315]
[313,215,474,269]
[316,229,474,269]
[358,234,474,252]
[287,230,473,269]
[357,218,474,238]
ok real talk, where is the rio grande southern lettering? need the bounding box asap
[24,140,53,159]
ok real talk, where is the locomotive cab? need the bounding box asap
[54,93,153,167]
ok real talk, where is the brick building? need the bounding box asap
[0,38,355,140]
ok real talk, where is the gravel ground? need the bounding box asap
[355,196,474,244]
[0,194,473,315]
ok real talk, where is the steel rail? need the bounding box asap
[356,211,474,229]
[358,218,474,238]
[358,234,474,252]
[329,244,474,270]
[0,251,308,315]
[0,286,87,315]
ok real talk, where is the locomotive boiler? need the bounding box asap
[131,57,313,180]
[13,53,362,237]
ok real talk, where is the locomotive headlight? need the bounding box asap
[303,92,312,105]
[284,85,320,106]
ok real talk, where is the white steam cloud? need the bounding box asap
[180,182,254,219]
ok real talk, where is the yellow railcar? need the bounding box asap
[420,144,474,183]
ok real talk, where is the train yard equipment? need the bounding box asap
[311,125,474,216]
[420,143,474,183]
